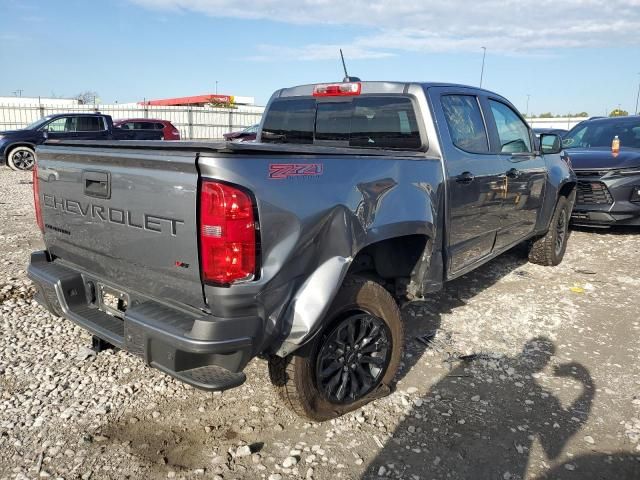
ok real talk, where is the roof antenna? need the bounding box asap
[340,49,361,82]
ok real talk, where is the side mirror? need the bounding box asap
[540,133,562,154]
[43,131,49,140]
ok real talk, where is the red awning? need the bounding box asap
[140,94,232,106]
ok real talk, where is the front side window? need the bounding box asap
[441,95,489,153]
[46,117,74,132]
[489,100,532,153]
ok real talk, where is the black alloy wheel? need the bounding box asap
[315,311,391,404]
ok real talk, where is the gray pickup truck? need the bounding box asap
[28,81,576,420]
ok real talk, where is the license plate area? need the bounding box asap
[98,284,129,319]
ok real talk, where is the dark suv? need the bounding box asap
[0,113,164,171]
[563,116,640,226]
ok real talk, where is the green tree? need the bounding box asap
[609,109,628,117]
[538,112,554,118]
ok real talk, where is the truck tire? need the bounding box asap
[7,146,36,171]
[268,275,403,421]
[528,196,570,266]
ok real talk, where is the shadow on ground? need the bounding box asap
[363,249,640,479]
[363,336,602,479]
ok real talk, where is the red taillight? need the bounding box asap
[313,82,361,97]
[199,180,257,285]
[33,164,44,233]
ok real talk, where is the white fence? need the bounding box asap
[525,117,588,131]
[0,103,265,140]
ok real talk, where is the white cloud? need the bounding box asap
[130,0,640,58]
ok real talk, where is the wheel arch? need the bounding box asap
[274,230,435,358]
[4,142,36,164]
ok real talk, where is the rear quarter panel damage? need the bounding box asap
[198,154,444,356]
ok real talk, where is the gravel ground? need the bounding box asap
[0,168,639,480]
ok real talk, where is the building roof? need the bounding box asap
[141,94,234,106]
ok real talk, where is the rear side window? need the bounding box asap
[262,96,422,150]
[441,95,489,153]
[76,116,104,131]
[488,100,532,153]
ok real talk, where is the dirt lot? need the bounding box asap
[0,168,639,480]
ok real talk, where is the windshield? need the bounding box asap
[25,116,55,130]
[563,118,640,149]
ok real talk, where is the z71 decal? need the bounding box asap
[269,163,323,180]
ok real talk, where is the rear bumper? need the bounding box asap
[27,251,262,391]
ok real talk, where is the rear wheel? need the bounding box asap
[7,146,36,171]
[268,276,403,421]
[528,196,570,266]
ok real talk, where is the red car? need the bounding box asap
[223,124,259,142]
[114,118,181,140]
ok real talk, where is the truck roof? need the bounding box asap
[275,81,502,99]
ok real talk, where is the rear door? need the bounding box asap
[36,145,205,309]
[74,116,109,140]
[431,88,505,274]
[484,99,546,250]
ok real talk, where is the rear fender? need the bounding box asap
[274,183,439,357]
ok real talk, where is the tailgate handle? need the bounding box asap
[83,171,111,199]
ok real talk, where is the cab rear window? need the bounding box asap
[261,96,422,150]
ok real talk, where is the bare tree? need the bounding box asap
[75,91,99,105]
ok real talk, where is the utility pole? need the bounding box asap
[479,47,487,88]
[12,89,23,97]
[215,81,219,95]
[635,73,640,115]
[525,94,531,118]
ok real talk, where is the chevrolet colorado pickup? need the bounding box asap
[28,81,576,420]
[0,113,164,171]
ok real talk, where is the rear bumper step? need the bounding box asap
[27,251,259,391]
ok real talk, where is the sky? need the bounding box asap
[0,0,639,116]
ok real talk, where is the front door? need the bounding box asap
[433,90,506,274]
[43,116,76,140]
[484,99,546,250]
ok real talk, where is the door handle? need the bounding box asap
[505,168,521,179]
[456,172,475,184]
[83,170,111,199]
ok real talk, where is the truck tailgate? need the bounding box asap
[35,144,205,309]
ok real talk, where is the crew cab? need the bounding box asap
[0,113,164,171]
[28,81,576,420]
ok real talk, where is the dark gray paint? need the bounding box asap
[32,81,575,374]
